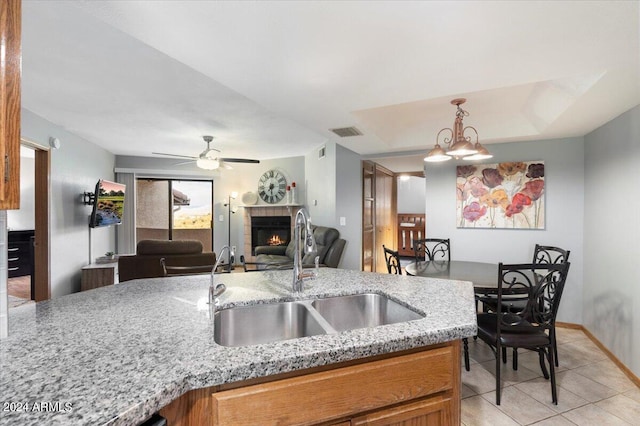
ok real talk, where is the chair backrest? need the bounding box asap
[382,245,402,275]
[160,257,215,277]
[532,244,570,265]
[496,262,571,336]
[412,238,450,262]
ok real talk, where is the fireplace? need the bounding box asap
[251,216,291,255]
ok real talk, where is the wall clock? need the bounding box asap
[258,169,287,204]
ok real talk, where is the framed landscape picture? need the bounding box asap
[456,161,545,229]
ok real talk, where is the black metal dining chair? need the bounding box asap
[533,244,571,265]
[382,245,402,275]
[531,245,570,366]
[412,238,450,262]
[474,262,571,405]
[480,245,571,369]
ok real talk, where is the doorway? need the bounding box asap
[361,161,396,273]
[7,142,51,306]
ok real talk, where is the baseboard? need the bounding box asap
[556,322,640,388]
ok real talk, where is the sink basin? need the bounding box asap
[214,293,424,346]
[214,301,326,347]
[311,293,424,332]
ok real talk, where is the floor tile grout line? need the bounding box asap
[462,328,640,426]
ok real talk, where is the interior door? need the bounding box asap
[362,161,375,272]
[375,164,396,273]
[362,161,397,273]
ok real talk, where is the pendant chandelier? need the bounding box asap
[424,98,492,162]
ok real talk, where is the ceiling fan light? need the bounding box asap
[196,157,220,170]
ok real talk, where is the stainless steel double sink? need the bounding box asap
[214,293,424,347]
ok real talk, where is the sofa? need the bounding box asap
[250,225,346,269]
[118,239,216,282]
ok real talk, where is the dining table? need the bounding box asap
[404,260,501,294]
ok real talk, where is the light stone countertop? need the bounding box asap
[0,268,477,426]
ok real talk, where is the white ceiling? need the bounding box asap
[21,1,640,171]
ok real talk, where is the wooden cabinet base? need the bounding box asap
[159,340,461,426]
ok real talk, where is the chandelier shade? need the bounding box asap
[424,98,492,162]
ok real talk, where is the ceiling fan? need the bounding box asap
[152,135,260,170]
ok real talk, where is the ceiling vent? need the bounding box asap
[330,126,363,137]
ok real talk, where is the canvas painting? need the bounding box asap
[456,161,545,229]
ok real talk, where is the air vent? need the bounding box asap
[330,126,363,137]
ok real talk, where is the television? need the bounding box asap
[89,179,126,228]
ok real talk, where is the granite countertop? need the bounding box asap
[0,268,477,426]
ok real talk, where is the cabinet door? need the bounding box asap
[0,0,21,209]
[351,396,453,426]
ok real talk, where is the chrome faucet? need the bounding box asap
[209,246,229,309]
[292,208,319,293]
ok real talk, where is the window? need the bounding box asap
[136,179,213,250]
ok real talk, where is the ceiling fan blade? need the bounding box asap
[220,158,260,164]
[220,161,233,170]
[152,152,198,160]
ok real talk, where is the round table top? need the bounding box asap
[405,260,499,292]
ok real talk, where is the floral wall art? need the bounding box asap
[456,161,545,229]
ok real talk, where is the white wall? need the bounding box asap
[22,109,116,297]
[7,149,35,231]
[305,142,337,227]
[335,144,363,270]
[584,105,640,376]
[424,137,585,324]
[398,176,426,213]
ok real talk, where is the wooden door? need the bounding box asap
[374,164,396,273]
[362,161,375,272]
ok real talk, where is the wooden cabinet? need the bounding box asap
[8,230,34,278]
[0,0,21,210]
[160,341,461,426]
[81,262,118,291]
[351,396,453,426]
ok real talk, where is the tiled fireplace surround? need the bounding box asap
[243,206,301,262]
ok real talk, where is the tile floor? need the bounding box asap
[461,327,640,425]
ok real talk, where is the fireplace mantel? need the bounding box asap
[241,204,302,208]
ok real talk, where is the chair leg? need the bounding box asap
[538,349,549,380]
[548,347,558,405]
[502,347,507,364]
[463,338,470,371]
[553,330,559,367]
[512,348,518,371]
[496,343,502,405]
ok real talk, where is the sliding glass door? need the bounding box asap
[136,179,213,250]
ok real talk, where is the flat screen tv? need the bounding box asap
[89,179,126,228]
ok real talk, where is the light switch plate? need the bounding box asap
[339,217,346,226]
[219,215,224,222]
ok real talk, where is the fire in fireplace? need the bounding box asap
[267,235,285,246]
[251,216,291,255]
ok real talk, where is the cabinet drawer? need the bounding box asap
[8,263,32,278]
[351,395,453,426]
[8,241,30,253]
[212,347,454,426]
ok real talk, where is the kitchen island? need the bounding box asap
[0,268,476,425]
